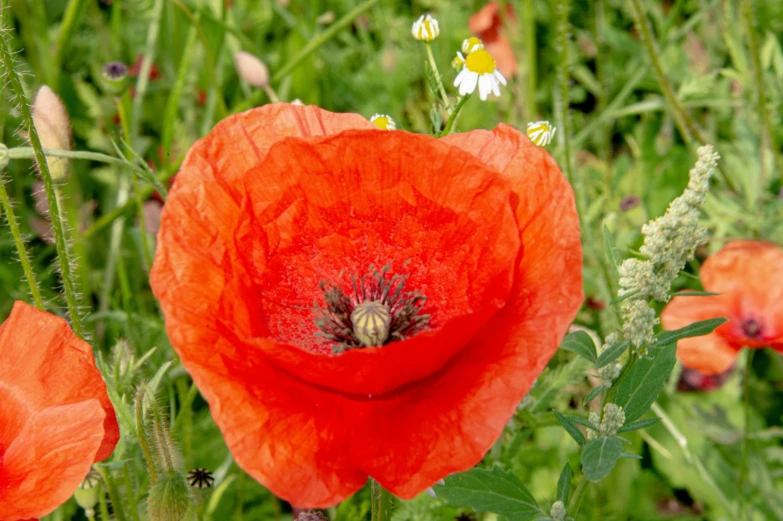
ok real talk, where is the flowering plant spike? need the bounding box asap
[150,103,583,507]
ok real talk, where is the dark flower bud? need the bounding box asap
[619,195,641,212]
[101,61,130,95]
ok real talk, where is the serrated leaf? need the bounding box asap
[437,466,545,521]
[581,437,624,482]
[603,223,621,278]
[595,340,630,368]
[613,343,677,422]
[559,331,597,363]
[553,411,586,446]
[556,463,572,503]
[583,385,604,405]
[656,317,728,347]
[617,416,660,433]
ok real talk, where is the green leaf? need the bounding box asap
[583,385,604,405]
[617,416,660,433]
[581,437,624,482]
[613,343,677,422]
[559,331,597,363]
[603,223,621,278]
[553,411,586,446]
[671,291,721,297]
[595,340,630,368]
[610,289,638,305]
[619,452,642,459]
[656,317,728,347]
[556,463,572,503]
[436,466,544,521]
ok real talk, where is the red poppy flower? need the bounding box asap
[469,2,518,79]
[661,241,783,375]
[0,301,119,521]
[150,103,582,507]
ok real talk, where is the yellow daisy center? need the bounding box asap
[372,116,392,130]
[465,49,496,75]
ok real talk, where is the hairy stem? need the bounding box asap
[739,348,755,521]
[425,42,450,110]
[370,478,393,521]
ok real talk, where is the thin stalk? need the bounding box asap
[136,386,159,485]
[161,20,199,164]
[0,27,85,337]
[555,0,574,187]
[233,0,381,112]
[566,477,588,516]
[123,463,141,521]
[441,95,471,135]
[741,0,783,184]
[130,0,165,138]
[98,482,111,521]
[425,42,450,109]
[0,174,44,308]
[151,398,175,473]
[95,465,128,521]
[628,0,739,194]
[595,0,612,197]
[739,348,755,521]
[651,402,735,515]
[52,0,87,80]
[522,0,537,120]
[7,146,149,175]
[370,478,393,521]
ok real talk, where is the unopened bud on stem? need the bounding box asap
[31,86,71,182]
[234,51,270,88]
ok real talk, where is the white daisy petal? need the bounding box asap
[453,68,468,88]
[462,71,479,96]
[494,70,507,86]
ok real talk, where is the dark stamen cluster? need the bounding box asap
[313,263,430,353]
[742,318,762,339]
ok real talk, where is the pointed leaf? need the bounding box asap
[553,411,586,446]
[613,344,677,422]
[559,331,597,363]
[583,385,604,405]
[671,291,720,297]
[603,223,621,278]
[436,466,544,521]
[581,437,624,482]
[656,317,728,346]
[617,416,660,433]
[596,340,630,368]
[556,464,572,503]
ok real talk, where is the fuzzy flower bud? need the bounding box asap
[147,471,192,521]
[587,411,601,440]
[31,85,71,182]
[597,333,622,385]
[599,403,625,436]
[234,51,270,88]
[296,511,329,521]
[550,500,567,521]
[0,143,8,169]
[411,14,439,41]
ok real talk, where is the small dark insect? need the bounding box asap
[187,467,215,489]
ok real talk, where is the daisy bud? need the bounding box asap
[101,61,130,95]
[296,511,329,521]
[351,301,392,347]
[411,14,440,42]
[234,51,270,89]
[526,121,557,147]
[369,114,396,131]
[31,85,71,182]
[550,500,566,521]
[461,36,484,54]
[0,142,8,169]
[147,470,192,521]
[451,52,466,71]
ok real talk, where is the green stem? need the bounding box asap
[0,26,84,337]
[522,0,537,120]
[595,0,612,197]
[556,0,574,187]
[124,461,141,521]
[95,465,128,521]
[130,0,164,138]
[425,42,451,110]
[135,386,159,485]
[441,95,471,135]
[98,482,111,521]
[628,0,739,194]
[741,0,783,184]
[52,0,87,81]
[566,477,588,516]
[370,478,393,521]
[0,172,44,309]
[233,0,381,112]
[7,146,149,175]
[161,18,199,165]
[739,348,755,521]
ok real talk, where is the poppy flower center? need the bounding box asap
[741,317,762,339]
[313,264,431,354]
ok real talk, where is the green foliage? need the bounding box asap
[580,437,624,482]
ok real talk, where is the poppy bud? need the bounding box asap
[351,301,391,347]
[0,142,8,169]
[31,85,71,182]
[101,61,130,95]
[147,471,192,521]
[234,51,270,88]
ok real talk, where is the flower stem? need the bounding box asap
[441,95,470,136]
[135,385,159,485]
[739,348,755,521]
[96,465,128,521]
[370,478,393,521]
[627,0,739,194]
[522,0,537,120]
[7,146,150,176]
[123,462,141,521]
[0,173,44,309]
[425,42,451,110]
[566,477,588,516]
[0,24,85,337]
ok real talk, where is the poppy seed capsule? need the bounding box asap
[351,301,391,347]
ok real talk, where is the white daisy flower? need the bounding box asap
[370,114,396,130]
[411,14,440,42]
[526,121,557,146]
[461,36,484,54]
[453,49,507,100]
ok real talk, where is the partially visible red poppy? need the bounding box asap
[661,241,783,375]
[128,55,161,80]
[469,2,518,79]
[0,301,119,521]
[150,103,582,507]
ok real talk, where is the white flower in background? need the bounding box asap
[453,49,506,100]
[411,14,440,42]
[370,114,396,130]
[526,121,557,147]
[461,36,484,54]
